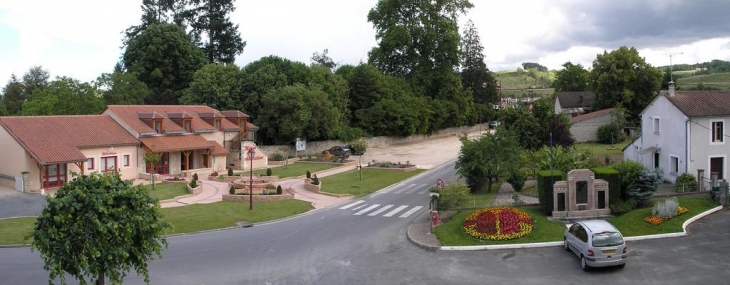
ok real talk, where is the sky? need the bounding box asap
[1,0,729,85]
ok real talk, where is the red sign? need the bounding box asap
[102,152,116,155]
[436,178,445,189]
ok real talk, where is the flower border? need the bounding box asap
[463,207,534,241]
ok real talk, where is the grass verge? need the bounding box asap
[144,182,189,201]
[161,200,312,235]
[610,197,717,236]
[574,141,629,156]
[433,207,567,246]
[0,217,36,245]
[219,162,341,180]
[320,168,425,197]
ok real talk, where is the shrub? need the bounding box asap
[189,179,197,188]
[652,197,679,219]
[627,168,663,206]
[227,168,233,176]
[265,183,276,190]
[597,123,623,144]
[192,173,198,181]
[611,160,645,200]
[610,199,637,215]
[537,170,564,215]
[312,176,320,185]
[266,168,273,176]
[229,186,235,195]
[276,185,283,195]
[675,173,698,192]
[507,170,526,192]
[271,152,284,161]
[437,184,470,210]
[306,170,311,179]
[676,173,696,184]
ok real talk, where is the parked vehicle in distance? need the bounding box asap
[564,220,627,271]
[489,121,500,129]
[324,146,351,158]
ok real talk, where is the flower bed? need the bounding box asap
[463,207,534,241]
[644,206,690,226]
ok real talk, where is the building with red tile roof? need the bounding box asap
[0,115,139,192]
[569,108,617,142]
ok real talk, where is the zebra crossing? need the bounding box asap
[339,201,424,218]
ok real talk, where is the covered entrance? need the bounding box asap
[139,135,227,176]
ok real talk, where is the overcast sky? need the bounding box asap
[1,0,729,85]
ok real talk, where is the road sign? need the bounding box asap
[436,178,445,189]
[295,138,306,151]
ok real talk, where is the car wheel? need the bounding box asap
[581,256,590,271]
[564,238,569,251]
[617,263,626,269]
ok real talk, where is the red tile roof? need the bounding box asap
[570,108,615,124]
[140,135,219,153]
[208,141,230,156]
[104,105,242,135]
[662,90,730,117]
[0,115,138,165]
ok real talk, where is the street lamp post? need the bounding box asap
[247,148,256,210]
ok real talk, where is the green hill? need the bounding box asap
[493,69,555,98]
[676,72,730,89]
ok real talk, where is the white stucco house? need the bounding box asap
[624,84,730,183]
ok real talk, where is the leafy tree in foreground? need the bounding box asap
[455,129,522,193]
[31,172,169,285]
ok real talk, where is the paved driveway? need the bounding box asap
[0,186,45,218]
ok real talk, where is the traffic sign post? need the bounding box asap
[431,210,439,227]
[436,178,444,190]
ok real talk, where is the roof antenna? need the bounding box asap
[666,52,683,82]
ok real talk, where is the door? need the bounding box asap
[710,157,724,180]
[654,152,660,169]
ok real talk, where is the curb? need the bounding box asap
[432,206,724,251]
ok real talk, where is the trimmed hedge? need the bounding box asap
[537,170,564,216]
[592,167,620,204]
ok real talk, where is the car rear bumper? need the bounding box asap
[585,255,627,267]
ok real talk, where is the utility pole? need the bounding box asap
[666,52,683,82]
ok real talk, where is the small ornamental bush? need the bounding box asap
[189,179,197,188]
[266,168,273,176]
[265,183,276,190]
[597,123,623,144]
[192,173,198,181]
[507,170,527,192]
[306,170,311,179]
[271,152,284,161]
[229,186,235,195]
[276,185,283,195]
[312,176,320,185]
[652,197,679,219]
[463,207,534,241]
[437,184,470,210]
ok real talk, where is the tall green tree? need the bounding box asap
[460,19,498,105]
[590,46,663,124]
[311,49,337,70]
[188,0,246,63]
[367,0,472,98]
[552,62,589,92]
[124,0,191,45]
[256,84,313,144]
[95,71,149,105]
[123,23,207,105]
[455,129,522,193]
[240,56,311,119]
[1,74,23,115]
[31,172,169,285]
[21,77,106,115]
[180,63,243,110]
[21,65,51,99]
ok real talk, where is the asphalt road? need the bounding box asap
[2,162,730,284]
[0,189,46,218]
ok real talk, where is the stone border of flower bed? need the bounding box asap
[222,193,294,202]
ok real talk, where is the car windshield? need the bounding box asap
[592,232,624,247]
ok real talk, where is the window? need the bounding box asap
[101,156,117,173]
[238,119,245,128]
[712,121,724,143]
[670,156,679,174]
[123,155,130,167]
[215,119,221,131]
[154,120,162,134]
[653,117,660,134]
[147,153,169,174]
[44,164,67,188]
[87,158,94,170]
[183,120,192,133]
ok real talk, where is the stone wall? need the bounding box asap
[571,114,614,142]
[222,193,293,202]
[258,123,489,157]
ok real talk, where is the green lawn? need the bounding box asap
[161,200,312,234]
[455,182,500,208]
[574,141,629,156]
[610,197,717,236]
[677,72,730,84]
[320,168,425,197]
[0,217,36,245]
[144,182,189,201]
[433,207,567,246]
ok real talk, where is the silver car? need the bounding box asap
[564,220,627,270]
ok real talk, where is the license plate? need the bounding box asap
[603,249,616,254]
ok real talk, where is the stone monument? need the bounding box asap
[552,169,611,218]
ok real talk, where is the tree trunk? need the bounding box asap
[96,271,105,285]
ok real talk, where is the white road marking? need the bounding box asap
[394,184,416,194]
[367,205,394,216]
[383,205,409,217]
[404,185,423,194]
[352,204,367,211]
[399,206,424,218]
[339,200,365,209]
[354,204,380,216]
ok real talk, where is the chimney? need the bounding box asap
[668,81,675,97]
